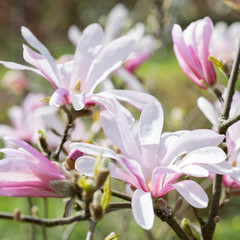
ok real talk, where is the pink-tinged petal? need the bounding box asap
[104,3,128,43]
[195,18,216,85]
[99,90,157,110]
[125,53,151,73]
[49,88,69,107]
[115,68,146,92]
[100,110,127,155]
[180,165,209,177]
[101,98,141,161]
[4,137,61,173]
[172,25,203,81]
[23,45,59,88]
[75,156,95,177]
[71,91,86,111]
[57,61,74,90]
[70,142,118,160]
[179,147,226,166]
[0,60,45,79]
[161,130,225,165]
[139,101,164,179]
[151,166,178,196]
[197,97,219,127]
[173,45,206,88]
[132,189,154,230]
[8,106,23,130]
[21,26,59,79]
[68,25,82,46]
[71,24,104,90]
[108,162,139,189]
[173,180,208,208]
[84,36,135,94]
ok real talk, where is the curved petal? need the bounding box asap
[23,45,59,88]
[75,156,95,177]
[132,189,154,230]
[99,89,157,110]
[71,23,104,90]
[84,36,135,94]
[71,91,86,111]
[197,97,219,127]
[104,3,128,43]
[68,25,82,46]
[49,88,69,107]
[21,26,59,79]
[173,180,208,208]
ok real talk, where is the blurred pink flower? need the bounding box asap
[210,21,240,64]
[0,137,66,197]
[172,17,216,89]
[72,99,231,229]
[1,70,28,94]
[0,92,57,144]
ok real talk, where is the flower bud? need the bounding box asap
[172,197,183,216]
[64,149,83,170]
[89,203,103,222]
[104,232,120,240]
[13,208,21,222]
[155,198,167,208]
[95,169,109,190]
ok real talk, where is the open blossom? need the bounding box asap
[0,137,66,197]
[210,21,240,64]
[68,3,160,92]
[0,24,155,111]
[172,17,216,89]
[71,99,231,229]
[0,92,57,144]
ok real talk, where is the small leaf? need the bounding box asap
[101,175,111,210]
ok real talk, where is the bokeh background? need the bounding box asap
[0,0,240,239]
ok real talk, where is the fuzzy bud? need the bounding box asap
[172,197,183,216]
[155,198,167,208]
[95,169,109,190]
[13,208,21,222]
[65,149,83,170]
[89,203,103,222]
[214,215,220,223]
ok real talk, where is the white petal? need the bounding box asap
[173,180,208,208]
[197,97,219,127]
[75,156,95,177]
[180,165,209,177]
[71,24,104,90]
[49,88,69,107]
[84,36,135,94]
[68,25,82,46]
[71,91,86,111]
[132,189,154,230]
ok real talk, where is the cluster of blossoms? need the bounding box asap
[0,4,240,238]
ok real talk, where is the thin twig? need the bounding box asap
[86,219,97,240]
[52,107,73,162]
[0,211,89,227]
[155,208,190,240]
[105,202,132,213]
[110,189,132,202]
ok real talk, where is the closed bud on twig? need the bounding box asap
[104,232,120,240]
[172,197,183,217]
[89,200,103,222]
[95,169,109,190]
[78,177,95,202]
[93,190,103,205]
[155,198,167,208]
[13,208,21,222]
[50,180,81,198]
[31,206,39,218]
[38,130,51,157]
[214,215,220,223]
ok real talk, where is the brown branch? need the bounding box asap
[155,208,190,240]
[0,211,89,227]
[110,189,132,202]
[86,220,97,240]
[202,36,240,240]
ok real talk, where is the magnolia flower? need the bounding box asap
[172,17,216,89]
[210,21,240,64]
[71,99,231,230]
[68,4,160,92]
[0,92,57,144]
[0,137,66,197]
[0,24,155,111]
